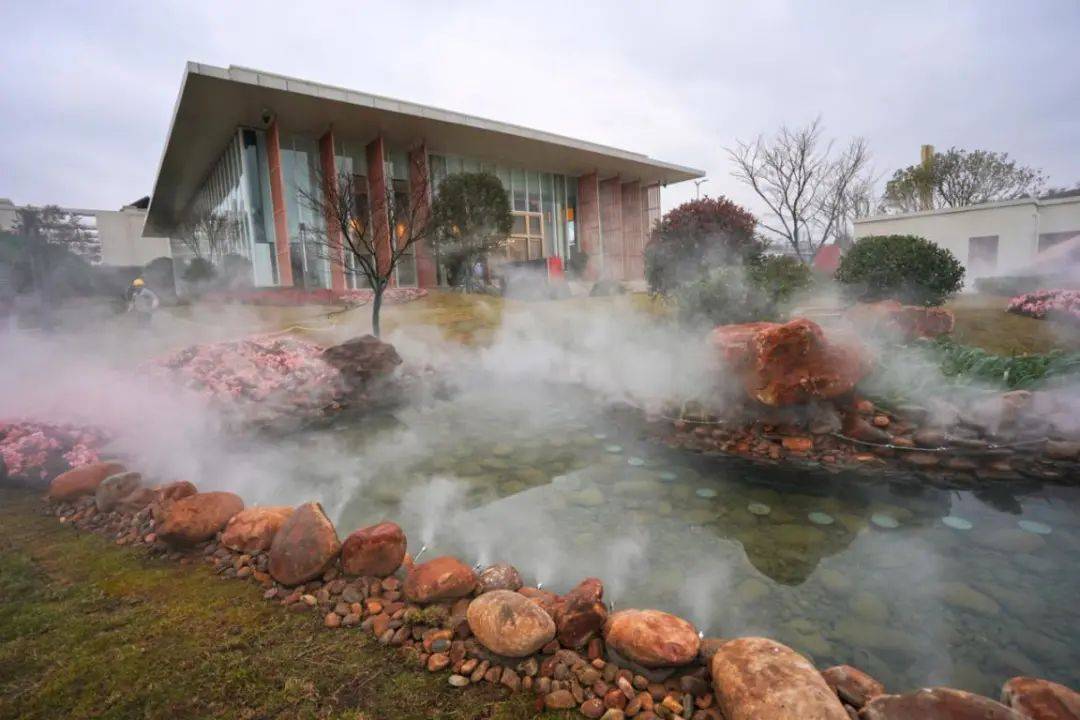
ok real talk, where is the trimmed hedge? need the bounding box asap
[835,235,964,306]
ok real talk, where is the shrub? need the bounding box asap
[430,172,512,290]
[183,257,217,283]
[674,266,775,328]
[747,254,814,306]
[835,235,964,306]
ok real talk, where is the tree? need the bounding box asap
[880,148,1047,213]
[429,172,512,290]
[302,160,432,338]
[835,234,965,306]
[728,118,870,262]
[177,208,239,267]
[643,196,760,295]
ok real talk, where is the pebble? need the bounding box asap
[942,515,973,530]
[627,457,645,467]
[870,513,900,529]
[448,674,469,687]
[747,502,772,516]
[593,433,608,440]
[604,445,623,454]
[695,488,717,499]
[657,471,678,482]
[807,511,835,526]
[1017,519,1052,535]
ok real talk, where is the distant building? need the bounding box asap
[143,63,702,289]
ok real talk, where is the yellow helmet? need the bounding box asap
[132,278,145,287]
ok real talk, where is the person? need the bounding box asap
[126,277,159,326]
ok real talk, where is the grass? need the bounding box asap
[0,490,556,720]
[946,293,1080,355]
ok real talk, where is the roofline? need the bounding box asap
[856,194,1080,224]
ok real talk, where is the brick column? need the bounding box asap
[266,119,293,286]
[365,136,392,280]
[576,173,601,280]
[408,144,437,288]
[599,176,624,280]
[621,180,643,280]
[319,129,346,292]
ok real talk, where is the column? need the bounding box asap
[576,172,601,280]
[318,128,347,292]
[621,180,643,280]
[599,176,624,280]
[408,144,437,288]
[266,119,293,286]
[365,136,392,280]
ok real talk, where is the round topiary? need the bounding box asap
[835,235,964,306]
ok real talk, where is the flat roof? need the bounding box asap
[855,194,1080,224]
[145,63,704,236]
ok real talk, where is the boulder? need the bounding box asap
[846,300,954,342]
[116,487,157,513]
[267,502,341,586]
[710,637,847,720]
[518,586,560,616]
[320,335,402,391]
[1001,677,1080,720]
[221,506,294,553]
[555,577,607,649]
[340,521,407,577]
[477,563,524,593]
[603,609,700,668]
[156,491,245,545]
[151,480,199,520]
[466,589,556,657]
[404,556,477,603]
[821,665,885,708]
[47,461,126,501]
[95,471,142,512]
[861,688,1027,720]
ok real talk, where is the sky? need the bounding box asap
[1,0,1078,221]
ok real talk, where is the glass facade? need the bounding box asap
[279,134,331,289]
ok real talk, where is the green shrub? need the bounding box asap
[183,257,217,283]
[835,235,964,306]
[748,254,814,306]
[674,266,775,327]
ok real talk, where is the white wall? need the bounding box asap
[96,208,171,266]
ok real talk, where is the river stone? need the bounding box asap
[710,637,848,720]
[340,521,407,577]
[48,461,126,501]
[467,589,556,657]
[150,480,198,519]
[404,556,477,603]
[477,563,524,593]
[861,687,1027,719]
[267,502,341,586]
[748,502,772,516]
[821,665,885,708]
[870,513,900,529]
[817,568,853,594]
[555,577,606,648]
[942,516,974,531]
[157,491,245,546]
[849,592,890,623]
[939,582,1000,616]
[95,471,142,512]
[974,528,1046,554]
[221,506,294,553]
[1001,676,1080,720]
[808,511,835,526]
[735,578,770,604]
[603,609,700,668]
[1017,520,1053,536]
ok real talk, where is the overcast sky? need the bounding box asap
[1,0,1077,220]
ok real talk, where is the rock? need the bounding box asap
[404,556,477,603]
[973,528,1045,554]
[1001,676,1080,720]
[913,429,947,448]
[582,698,606,718]
[448,674,469,688]
[116,487,156,513]
[710,637,847,720]
[1045,440,1080,461]
[221,506,294,553]
[95,471,142,512]
[267,502,341,586]
[861,687,1027,719]
[846,301,954,342]
[546,690,578,710]
[47,461,126,501]
[939,582,1000,616]
[156,491,245,545]
[555,577,607,649]
[603,609,700,668]
[320,335,402,393]
[477,563,523,593]
[821,665,885,708]
[467,589,555,657]
[843,415,892,444]
[150,480,198,520]
[340,521,407,577]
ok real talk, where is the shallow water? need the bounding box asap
[243,381,1079,698]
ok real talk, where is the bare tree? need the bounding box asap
[302,156,432,337]
[177,208,239,266]
[728,118,870,262]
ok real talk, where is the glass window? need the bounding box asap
[528,171,541,213]
[541,173,555,257]
[511,168,526,211]
[512,214,527,235]
[429,155,447,194]
[446,155,463,176]
[396,252,417,287]
[462,157,480,174]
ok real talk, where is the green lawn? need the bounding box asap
[946,293,1080,355]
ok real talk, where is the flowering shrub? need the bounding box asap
[1007,289,1080,323]
[0,421,105,481]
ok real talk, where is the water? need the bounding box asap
[239,382,1079,698]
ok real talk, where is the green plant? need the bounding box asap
[747,254,814,306]
[673,266,776,328]
[927,337,1080,389]
[835,234,964,306]
[182,257,217,283]
[430,172,513,290]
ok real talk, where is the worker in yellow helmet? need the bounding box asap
[125,277,159,326]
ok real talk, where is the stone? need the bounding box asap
[556,577,607,649]
[267,502,341,587]
[582,698,606,718]
[821,665,885,708]
[603,610,700,668]
[116,487,156,513]
[150,480,198,520]
[48,461,126,501]
[861,688,1027,719]
[156,491,245,545]
[710,637,847,720]
[95,472,142,512]
[404,556,477,603]
[846,301,955,342]
[320,334,402,393]
[448,674,469,688]
[546,690,578,710]
[477,563,523,593]
[467,589,556,658]
[340,521,407,577]
[221,506,294,553]
[939,582,1000,616]
[1001,676,1080,720]
[427,653,450,672]
[1045,440,1080,460]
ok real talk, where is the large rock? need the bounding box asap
[710,319,872,407]
[340,521,407,577]
[477,563,524,593]
[320,335,402,390]
[846,300,954,342]
[861,688,1027,720]
[710,637,847,720]
[47,461,126,501]
[156,491,245,545]
[603,609,700,668]
[821,665,885,708]
[150,480,199,521]
[1001,677,1080,720]
[403,556,477,603]
[555,577,607,649]
[221,506,294,553]
[466,589,556,657]
[95,471,142,512]
[268,502,341,586]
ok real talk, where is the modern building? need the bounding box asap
[853,195,1080,285]
[143,63,702,290]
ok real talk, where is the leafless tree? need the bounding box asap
[177,208,240,266]
[301,156,432,337]
[728,118,870,262]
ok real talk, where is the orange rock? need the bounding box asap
[846,300,955,342]
[781,437,813,453]
[267,502,341,586]
[340,521,407,577]
[821,665,885,708]
[403,556,477,603]
[467,590,556,657]
[47,461,126,501]
[603,609,699,668]
[156,491,245,545]
[1001,676,1080,720]
[555,578,607,649]
[221,506,294,552]
[862,688,1026,719]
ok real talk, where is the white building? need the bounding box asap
[853,195,1080,284]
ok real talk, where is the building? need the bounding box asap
[853,195,1080,285]
[143,63,702,290]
